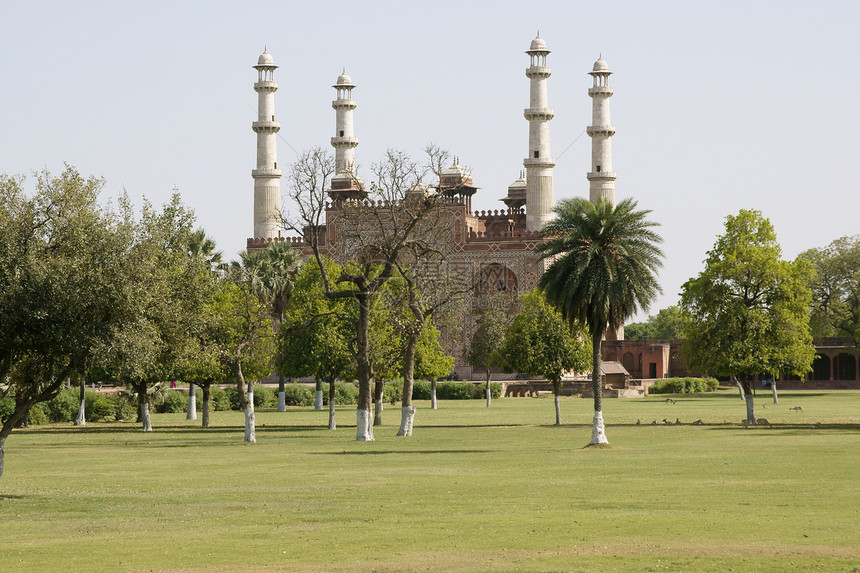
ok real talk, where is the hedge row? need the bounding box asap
[649,377,719,394]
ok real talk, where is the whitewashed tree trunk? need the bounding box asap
[735,379,745,400]
[140,403,152,432]
[486,387,491,408]
[397,405,416,437]
[186,383,197,420]
[328,400,336,430]
[315,390,323,411]
[745,393,757,425]
[431,388,438,410]
[244,405,256,443]
[554,394,561,426]
[356,409,374,441]
[278,391,286,411]
[75,384,86,426]
[589,410,608,445]
[771,382,779,404]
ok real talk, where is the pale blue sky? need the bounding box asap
[2,0,858,320]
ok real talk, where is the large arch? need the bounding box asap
[835,353,857,380]
[811,355,830,381]
[476,263,518,296]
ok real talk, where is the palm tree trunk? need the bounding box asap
[589,330,608,445]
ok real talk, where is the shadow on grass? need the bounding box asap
[312,449,496,456]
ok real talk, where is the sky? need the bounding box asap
[2,0,859,322]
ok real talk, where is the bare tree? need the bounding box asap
[282,145,457,441]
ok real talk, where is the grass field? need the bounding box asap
[1,389,858,572]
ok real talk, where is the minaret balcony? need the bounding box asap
[525,66,551,77]
[523,108,555,121]
[252,168,283,178]
[331,136,359,147]
[586,125,616,136]
[331,100,357,109]
[588,86,614,97]
[587,171,617,180]
[523,157,556,168]
[252,121,281,133]
[254,81,278,92]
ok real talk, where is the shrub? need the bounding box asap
[650,377,719,394]
[112,394,137,421]
[282,383,313,407]
[0,397,13,423]
[85,391,115,421]
[157,390,188,413]
[27,403,48,425]
[384,378,403,405]
[436,381,474,400]
[253,385,275,409]
[412,380,432,400]
[209,386,231,411]
[44,388,80,422]
[470,382,503,400]
[224,386,241,410]
[323,382,358,406]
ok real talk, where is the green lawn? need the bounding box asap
[1,390,858,572]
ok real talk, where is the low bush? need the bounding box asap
[412,380,432,400]
[436,381,474,400]
[281,384,313,407]
[253,385,275,409]
[384,378,403,405]
[44,388,80,422]
[85,391,115,421]
[650,377,719,394]
[470,382,503,400]
[157,390,188,413]
[321,382,358,406]
[27,403,48,425]
[208,386,231,411]
[113,394,137,421]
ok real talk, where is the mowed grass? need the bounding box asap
[1,390,858,572]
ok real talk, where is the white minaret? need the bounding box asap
[523,35,555,232]
[331,70,358,188]
[587,56,616,206]
[251,50,282,239]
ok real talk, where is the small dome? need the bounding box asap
[441,162,468,179]
[529,36,547,51]
[407,181,430,195]
[336,72,354,86]
[508,173,527,190]
[257,51,275,66]
[592,57,610,72]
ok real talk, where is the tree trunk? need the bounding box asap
[553,380,561,425]
[186,383,197,420]
[398,330,419,437]
[430,380,438,410]
[314,378,323,410]
[0,437,5,479]
[589,329,608,445]
[771,381,779,404]
[201,383,211,428]
[75,382,86,426]
[231,361,255,443]
[328,379,337,430]
[140,402,152,432]
[373,380,384,426]
[734,376,745,400]
[485,371,492,408]
[14,393,28,429]
[742,376,756,425]
[278,375,287,412]
[355,294,374,441]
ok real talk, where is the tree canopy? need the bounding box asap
[799,235,860,345]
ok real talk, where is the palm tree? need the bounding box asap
[539,197,663,446]
[188,228,224,271]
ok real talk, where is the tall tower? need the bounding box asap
[251,50,282,239]
[523,35,556,232]
[587,56,616,206]
[329,71,365,200]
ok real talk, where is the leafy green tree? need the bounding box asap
[540,197,663,446]
[625,306,685,340]
[277,258,353,429]
[500,290,590,424]
[680,209,815,423]
[0,166,134,476]
[799,235,860,344]
[217,257,277,442]
[466,297,510,408]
